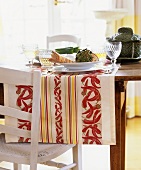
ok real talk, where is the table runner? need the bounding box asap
[5,70,116,145]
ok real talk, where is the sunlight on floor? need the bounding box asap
[0,119,4,125]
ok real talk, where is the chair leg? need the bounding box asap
[72,144,82,170]
[13,163,22,170]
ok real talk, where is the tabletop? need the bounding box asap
[115,61,141,81]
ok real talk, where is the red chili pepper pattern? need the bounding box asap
[15,73,103,144]
[54,75,64,143]
[16,85,33,142]
[81,74,102,144]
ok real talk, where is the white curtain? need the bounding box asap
[0,0,49,62]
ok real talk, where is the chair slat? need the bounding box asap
[0,67,33,85]
[0,124,31,138]
[47,34,81,49]
[0,167,11,170]
[0,105,32,121]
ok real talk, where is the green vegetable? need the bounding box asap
[73,47,80,53]
[55,47,80,54]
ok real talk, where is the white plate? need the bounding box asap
[53,66,102,73]
[60,61,100,70]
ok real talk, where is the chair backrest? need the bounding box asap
[0,66,41,170]
[47,34,81,49]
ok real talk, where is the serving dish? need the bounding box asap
[117,56,141,63]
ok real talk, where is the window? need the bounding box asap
[0,0,48,58]
[0,0,112,59]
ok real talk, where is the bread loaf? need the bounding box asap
[51,51,74,63]
[92,53,99,61]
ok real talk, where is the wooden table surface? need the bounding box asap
[111,61,141,170]
[116,62,141,80]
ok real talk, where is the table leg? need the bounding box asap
[0,83,4,119]
[121,89,127,169]
[110,81,121,170]
[110,81,127,170]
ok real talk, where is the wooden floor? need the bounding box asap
[0,117,141,170]
[126,117,141,170]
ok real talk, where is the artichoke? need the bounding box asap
[76,49,93,62]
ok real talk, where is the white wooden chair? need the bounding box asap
[47,34,81,49]
[0,66,82,170]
